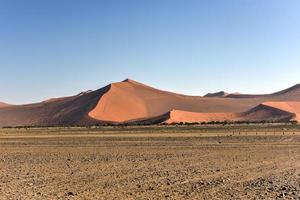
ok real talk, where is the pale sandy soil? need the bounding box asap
[0,126,300,200]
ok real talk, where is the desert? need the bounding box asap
[1,125,300,199]
[1,1,300,199]
[0,79,299,127]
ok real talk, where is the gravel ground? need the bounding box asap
[0,127,299,199]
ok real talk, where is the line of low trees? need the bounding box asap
[161,120,298,126]
[2,120,297,129]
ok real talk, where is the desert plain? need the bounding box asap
[0,124,300,200]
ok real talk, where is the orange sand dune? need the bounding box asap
[88,79,266,122]
[158,101,299,124]
[0,102,11,108]
[88,80,300,123]
[165,110,237,123]
[0,79,300,127]
[259,102,300,121]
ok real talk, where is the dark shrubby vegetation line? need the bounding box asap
[1,120,298,129]
[165,120,298,126]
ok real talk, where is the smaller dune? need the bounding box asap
[165,110,237,123]
[240,103,296,122]
[0,80,300,127]
[158,101,300,124]
[0,102,11,108]
[270,84,300,96]
[260,102,300,122]
[204,91,228,97]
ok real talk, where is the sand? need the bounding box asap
[0,79,300,126]
[0,102,11,108]
[261,102,300,121]
[204,91,229,97]
[165,110,237,123]
[88,80,300,123]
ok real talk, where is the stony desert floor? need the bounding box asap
[0,125,300,200]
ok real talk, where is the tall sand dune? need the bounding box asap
[88,79,269,122]
[0,79,299,127]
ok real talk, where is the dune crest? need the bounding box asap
[0,79,300,127]
[156,101,300,124]
[87,79,254,123]
[0,102,11,108]
[260,102,300,121]
[226,84,300,99]
[88,82,149,122]
[204,91,229,97]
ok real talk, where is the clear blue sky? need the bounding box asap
[0,0,299,104]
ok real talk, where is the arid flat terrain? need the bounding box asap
[1,125,300,199]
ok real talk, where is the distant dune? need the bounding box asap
[0,79,299,127]
[204,91,229,97]
[226,84,300,99]
[0,102,11,108]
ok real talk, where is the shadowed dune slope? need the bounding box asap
[88,79,276,122]
[88,80,300,123]
[259,102,300,121]
[156,102,300,124]
[271,84,300,97]
[0,86,110,127]
[238,102,298,122]
[204,91,228,97]
[226,84,300,99]
[0,79,300,127]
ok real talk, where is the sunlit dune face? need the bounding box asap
[1,79,300,127]
[166,110,237,123]
[88,80,300,124]
[88,82,149,122]
[87,80,249,123]
[0,102,11,108]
